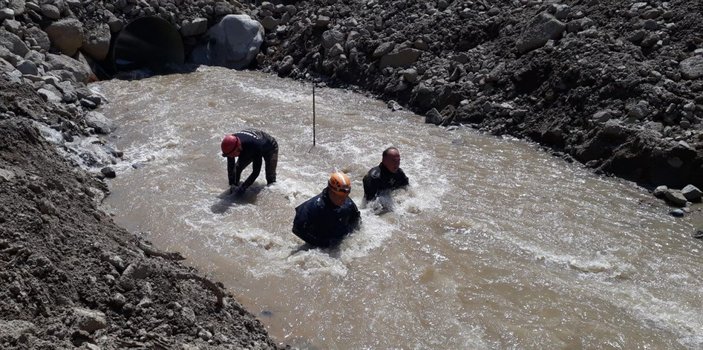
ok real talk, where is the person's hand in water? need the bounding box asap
[230,186,246,196]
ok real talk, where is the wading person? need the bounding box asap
[362,147,409,201]
[220,129,278,195]
[292,172,361,248]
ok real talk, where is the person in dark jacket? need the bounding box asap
[362,147,409,201]
[292,172,361,248]
[220,129,278,195]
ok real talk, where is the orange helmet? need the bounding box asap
[328,172,351,196]
[221,134,241,157]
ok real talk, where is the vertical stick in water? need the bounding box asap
[312,83,316,147]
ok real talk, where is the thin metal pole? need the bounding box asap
[312,83,316,147]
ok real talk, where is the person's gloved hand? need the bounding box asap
[230,186,246,196]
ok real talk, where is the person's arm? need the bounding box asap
[397,169,409,188]
[362,174,378,201]
[240,156,262,190]
[293,202,329,247]
[227,157,237,186]
[349,202,361,231]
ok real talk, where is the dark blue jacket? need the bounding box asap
[362,164,409,200]
[227,129,278,188]
[292,189,361,247]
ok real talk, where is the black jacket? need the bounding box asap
[292,189,361,247]
[362,164,409,200]
[227,129,277,188]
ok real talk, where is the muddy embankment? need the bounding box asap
[1,0,284,348]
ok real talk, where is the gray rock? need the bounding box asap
[592,109,615,123]
[372,41,394,58]
[55,80,77,103]
[0,8,14,20]
[0,29,29,57]
[260,16,278,31]
[107,15,123,33]
[669,208,685,217]
[191,14,264,69]
[16,60,38,75]
[73,307,107,333]
[0,320,35,341]
[379,48,422,68]
[549,4,571,20]
[517,13,566,53]
[663,189,688,207]
[182,307,196,325]
[653,185,668,198]
[425,108,443,125]
[25,26,51,52]
[284,4,297,16]
[82,23,110,61]
[37,198,57,215]
[111,293,126,308]
[680,56,703,80]
[180,18,208,37]
[322,29,345,51]
[7,0,25,16]
[45,18,84,56]
[44,53,92,83]
[681,184,702,201]
[0,168,16,182]
[100,166,117,179]
[400,68,418,83]
[39,4,60,19]
[327,43,344,57]
[627,100,650,120]
[37,87,62,103]
[315,15,330,28]
[85,111,113,134]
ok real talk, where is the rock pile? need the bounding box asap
[253,0,703,190]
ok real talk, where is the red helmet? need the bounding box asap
[221,134,241,157]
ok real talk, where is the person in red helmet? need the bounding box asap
[221,129,278,195]
[292,172,361,248]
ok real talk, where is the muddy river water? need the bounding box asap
[95,66,702,349]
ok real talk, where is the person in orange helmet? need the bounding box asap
[292,172,361,247]
[220,129,278,195]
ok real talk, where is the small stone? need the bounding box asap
[669,209,685,217]
[100,167,116,179]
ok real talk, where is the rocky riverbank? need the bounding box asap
[253,0,703,193]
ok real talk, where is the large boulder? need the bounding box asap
[44,53,93,83]
[517,12,566,53]
[82,23,110,61]
[45,18,84,56]
[379,48,422,68]
[680,56,703,80]
[191,14,264,69]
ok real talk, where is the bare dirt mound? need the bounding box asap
[0,75,280,349]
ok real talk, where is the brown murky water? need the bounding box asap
[95,66,703,349]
